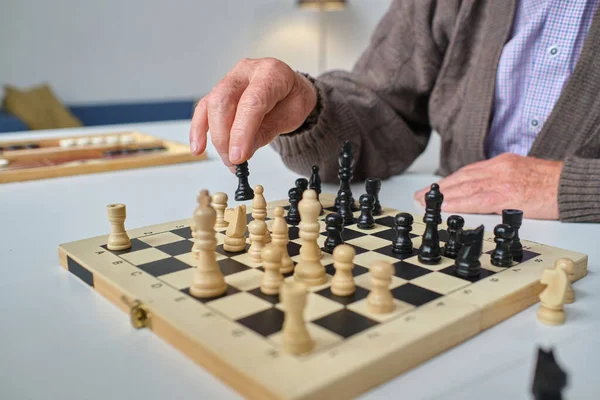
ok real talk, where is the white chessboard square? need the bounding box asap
[276,292,343,321]
[402,255,456,271]
[225,269,263,291]
[160,267,194,290]
[353,251,399,268]
[346,235,389,251]
[347,298,415,322]
[291,235,327,249]
[268,322,343,353]
[409,223,426,236]
[291,251,335,267]
[120,248,170,266]
[231,252,262,268]
[284,274,333,293]
[175,252,226,267]
[208,292,273,320]
[410,272,471,295]
[354,273,406,291]
[138,232,186,247]
[345,223,389,235]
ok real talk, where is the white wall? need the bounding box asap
[0,0,392,105]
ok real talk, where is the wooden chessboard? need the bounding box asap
[0,131,206,183]
[57,193,588,400]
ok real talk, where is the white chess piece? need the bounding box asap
[293,190,326,286]
[271,206,294,274]
[260,245,284,295]
[331,244,356,296]
[367,260,395,314]
[281,282,314,355]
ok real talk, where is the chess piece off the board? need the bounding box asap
[531,347,568,400]
[281,281,314,355]
[271,206,294,274]
[106,203,131,250]
[190,192,226,298]
[234,161,254,201]
[331,244,356,296]
[294,190,327,286]
[537,266,568,325]
[555,258,575,304]
[367,260,395,314]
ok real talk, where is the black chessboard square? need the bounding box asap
[324,206,338,213]
[216,244,250,257]
[321,228,365,242]
[288,227,300,241]
[312,309,378,338]
[218,258,252,276]
[247,287,281,305]
[485,249,541,264]
[393,261,432,280]
[170,227,193,240]
[101,238,150,254]
[257,265,296,279]
[156,240,193,256]
[237,307,284,337]
[324,263,369,277]
[438,229,449,243]
[181,285,240,303]
[391,283,442,306]
[439,265,496,283]
[287,241,302,257]
[314,286,369,306]
[374,245,419,260]
[138,257,190,277]
[374,215,396,228]
[372,228,418,242]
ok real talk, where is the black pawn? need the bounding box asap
[502,209,524,261]
[286,187,301,225]
[455,225,484,278]
[365,177,382,216]
[323,213,344,253]
[532,347,567,400]
[295,178,309,199]
[490,224,515,267]
[308,165,323,215]
[337,189,355,226]
[442,215,465,259]
[392,213,413,254]
[418,183,443,264]
[234,161,254,201]
[357,194,375,229]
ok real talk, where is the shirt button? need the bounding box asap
[548,45,559,57]
[531,119,539,127]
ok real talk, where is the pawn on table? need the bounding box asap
[323,213,344,253]
[260,245,284,295]
[555,258,575,304]
[392,212,413,254]
[367,260,395,314]
[331,244,356,296]
[248,219,267,263]
[281,282,314,355]
[490,223,514,267]
[357,193,375,229]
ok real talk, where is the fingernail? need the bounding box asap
[230,146,242,163]
[190,141,199,154]
[228,166,236,174]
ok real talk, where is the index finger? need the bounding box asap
[189,97,208,155]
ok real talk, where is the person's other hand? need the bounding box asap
[414,153,563,220]
[189,57,317,171]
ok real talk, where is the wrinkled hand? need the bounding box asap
[413,153,563,220]
[189,57,317,171]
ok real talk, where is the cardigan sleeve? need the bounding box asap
[270,0,460,183]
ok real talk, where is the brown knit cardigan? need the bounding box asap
[271,0,600,223]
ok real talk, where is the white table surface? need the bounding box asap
[1,120,598,400]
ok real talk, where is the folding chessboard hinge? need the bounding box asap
[121,296,151,329]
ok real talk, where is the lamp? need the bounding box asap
[297,0,347,73]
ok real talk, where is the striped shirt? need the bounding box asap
[485,0,600,158]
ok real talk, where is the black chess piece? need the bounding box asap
[392,212,413,254]
[323,213,344,253]
[532,347,567,400]
[334,141,357,211]
[295,178,309,199]
[491,223,515,267]
[234,161,254,201]
[308,165,323,215]
[337,189,356,225]
[418,183,443,264]
[357,194,375,229]
[442,215,465,259]
[286,187,301,225]
[365,177,382,216]
[454,225,484,278]
[502,209,524,261]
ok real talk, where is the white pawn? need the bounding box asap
[281,281,314,355]
[260,245,284,295]
[106,203,131,250]
[271,206,294,274]
[248,219,267,264]
[252,185,271,243]
[555,258,575,304]
[331,244,356,296]
[367,260,395,314]
[212,192,229,229]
